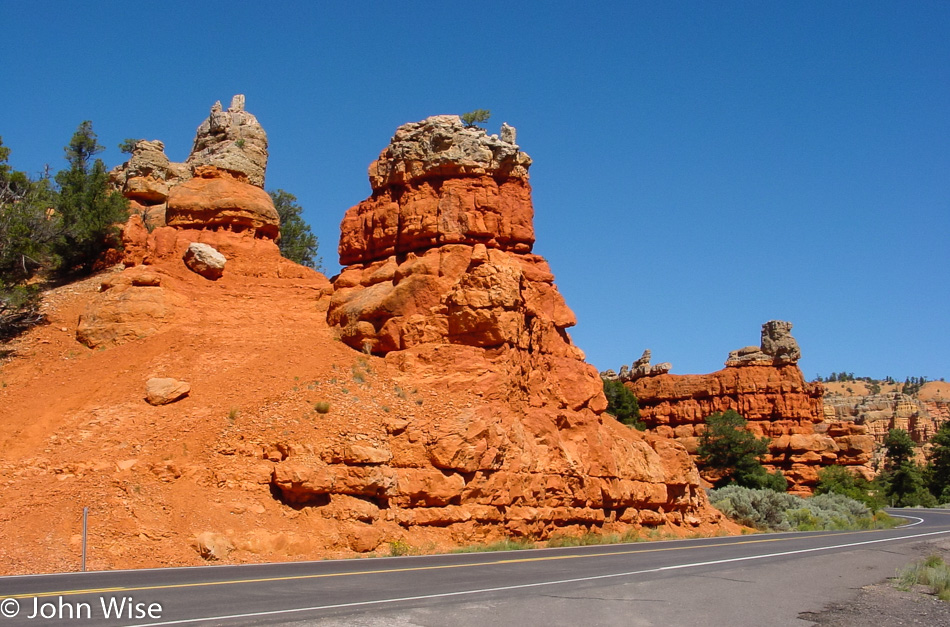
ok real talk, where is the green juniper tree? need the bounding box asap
[698,410,787,491]
[461,109,491,127]
[0,138,57,284]
[601,378,643,429]
[927,422,950,503]
[268,189,321,270]
[52,121,128,275]
[881,428,935,507]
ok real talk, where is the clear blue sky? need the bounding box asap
[2,1,947,381]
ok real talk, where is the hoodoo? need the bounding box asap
[306,115,728,538]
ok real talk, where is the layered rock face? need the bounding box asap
[823,382,950,467]
[627,322,874,492]
[304,115,726,538]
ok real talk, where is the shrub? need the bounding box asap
[815,465,885,510]
[461,109,491,127]
[897,555,950,601]
[602,377,643,429]
[708,485,885,532]
[314,401,331,414]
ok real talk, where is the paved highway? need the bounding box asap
[1,508,949,626]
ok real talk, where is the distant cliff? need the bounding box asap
[615,322,874,493]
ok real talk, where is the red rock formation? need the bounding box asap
[312,115,727,539]
[626,322,874,493]
[166,167,278,238]
[81,96,321,349]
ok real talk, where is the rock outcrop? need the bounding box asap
[726,320,802,366]
[186,94,269,187]
[627,322,874,492]
[88,97,318,348]
[823,382,950,467]
[0,109,742,577]
[339,115,534,266]
[603,349,672,382]
[306,115,726,539]
[110,95,277,238]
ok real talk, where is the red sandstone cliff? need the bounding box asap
[623,322,874,493]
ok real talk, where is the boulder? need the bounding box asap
[145,377,190,406]
[183,242,227,280]
[76,271,181,348]
[194,532,233,560]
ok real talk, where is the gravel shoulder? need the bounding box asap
[799,538,950,626]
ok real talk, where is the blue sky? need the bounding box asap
[2,1,947,380]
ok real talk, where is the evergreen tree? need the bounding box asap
[461,109,491,127]
[0,137,57,285]
[880,428,935,507]
[883,429,915,470]
[698,410,786,491]
[602,378,643,429]
[52,121,128,275]
[927,422,950,503]
[269,189,321,270]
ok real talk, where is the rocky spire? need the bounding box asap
[186,94,269,187]
[726,320,802,366]
[340,115,535,266]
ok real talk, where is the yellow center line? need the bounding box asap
[9,527,896,600]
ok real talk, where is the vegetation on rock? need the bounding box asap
[1,124,127,341]
[460,109,491,127]
[602,377,643,429]
[53,121,129,275]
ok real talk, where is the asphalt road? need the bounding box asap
[2,508,949,627]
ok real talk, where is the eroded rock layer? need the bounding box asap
[110,95,278,238]
[823,382,950,467]
[627,322,874,492]
[313,115,726,539]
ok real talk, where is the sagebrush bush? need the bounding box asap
[709,485,882,532]
[897,555,950,601]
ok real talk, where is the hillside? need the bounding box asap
[0,99,732,576]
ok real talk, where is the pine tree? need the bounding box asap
[53,121,128,275]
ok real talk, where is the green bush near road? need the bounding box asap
[708,485,899,532]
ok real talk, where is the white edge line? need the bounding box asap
[3,508,940,582]
[123,525,950,627]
